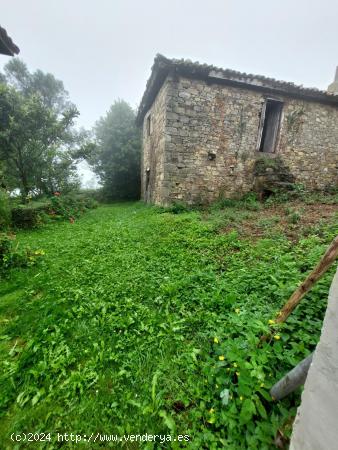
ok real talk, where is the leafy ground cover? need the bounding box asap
[0,198,337,449]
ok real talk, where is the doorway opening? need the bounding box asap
[258,99,283,153]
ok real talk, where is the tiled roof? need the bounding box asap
[136,54,338,124]
[0,25,20,56]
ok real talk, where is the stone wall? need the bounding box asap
[142,75,338,205]
[141,81,168,204]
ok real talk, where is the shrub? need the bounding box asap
[81,196,98,209]
[49,195,78,219]
[0,232,12,258]
[212,198,239,209]
[287,210,302,224]
[167,201,191,214]
[241,192,261,210]
[211,193,261,212]
[11,205,44,229]
[0,189,11,230]
[77,188,103,202]
[10,193,99,229]
[48,194,98,220]
[0,232,44,273]
[71,192,99,210]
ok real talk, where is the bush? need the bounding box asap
[81,196,99,209]
[48,194,98,220]
[0,232,44,273]
[71,192,99,210]
[286,209,302,224]
[167,201,191,214]
[210,193,261,212]
[78,188,103,202]
[49,195,78,219]
[212,198,238,209]
[0,189,11,230]
[11,205,44,229]
[9,193,99,229]
[0,232,12,257]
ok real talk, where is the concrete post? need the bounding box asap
[290,268,338,450]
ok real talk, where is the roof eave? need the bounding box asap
[0,26,20,57]
[136,55,338,125]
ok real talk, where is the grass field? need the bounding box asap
[0,199,337,449]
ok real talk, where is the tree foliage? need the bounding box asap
[0,59,87,199]
[90,100,141,200]
[3,58,73,113]
[0,84,79,197]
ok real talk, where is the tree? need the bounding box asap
[0,84,80,198]
[90,100,141,200]
[0,59,90,199]
[3,58,73,113]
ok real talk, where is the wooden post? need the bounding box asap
[276,235,338,324]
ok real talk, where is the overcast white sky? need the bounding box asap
[1,0,337,184]
[1,0,337,129]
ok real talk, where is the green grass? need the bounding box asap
[0,202,337,449]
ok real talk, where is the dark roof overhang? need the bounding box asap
[0,25,20,56]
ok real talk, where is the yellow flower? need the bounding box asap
[233,362,237,368]
[219,355,225,361]
[268,319,275,325]
[274,335,281,340]
[235,308,240,314]
[240,396,244,401]
[214,337,219,344]
[209,408,215,414]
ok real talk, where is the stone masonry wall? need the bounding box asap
[141,81,168,204]
[142,75,338,205]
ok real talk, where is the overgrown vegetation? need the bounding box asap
[0,198,336,448]
[0,193,98,232]
[0,189,11,229]
[0,58,141,211]
[0,233,44,274]
[0,191,98,280]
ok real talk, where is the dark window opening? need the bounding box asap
[258,99,283,153]
[146,115,152,136]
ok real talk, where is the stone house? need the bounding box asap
[136,55,338,205]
